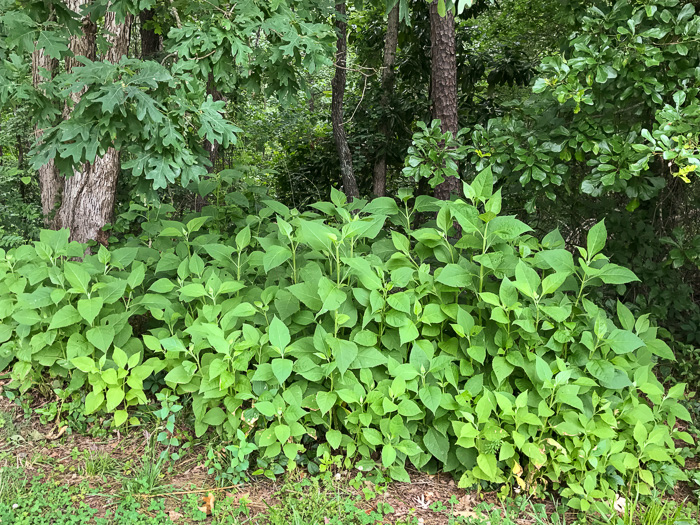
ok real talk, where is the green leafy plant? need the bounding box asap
[403,119,468,188]
[0,169,693,512]
[205,429,258,485]
[153,389,187,461]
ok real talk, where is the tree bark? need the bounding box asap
[429,0,460,200]
[204,75,223,173]
[372,3,399,197]
[193,74,223,212]
[331,1,359,200]
[139,9,161,59]
[32,47,61,220]
[16,135,28,202]
[51,2,132,245]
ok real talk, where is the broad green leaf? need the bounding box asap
[112,346,128,369]
[149,278,175,293]
[271,358,294,384]
[127,262,146,289]
[269,316,291,351]
[535,356,552,382]
[49,305,82,330]
[477,453,498,480]
[616,300,635,331]
[326,429,342,449]
[298,220,337,253]
[586,221,606,258]
[71,356,96,373]
[64,261,91,294]
[595,264,639,285]
[493,356,514,385]
[179,283,207,299]
[606,329,644,355]
[86,325,115,353]
[586,359,615,384]
[471,166,494,202]
[541,273,567,295]
[436,264,471,287]
[106,387,125,411]
[12,309,41,326]
[332,339,358,376]
[318,277,347,313]
[203,407,227,426]
[437,0,446,17]
[514,261,541,299]
[236,226,251,250]
[382,444,397,468]
[113,409,128,427]
[363,428,383,446]
[275,424,291,444]
[316,391,337,415]
[419,385,442,415]
[423,428,449,464]
[85,391,104,415]
[467,345,485,365]
[646,339,675,360]
[164,363,196,385]
[77,297,103,325]
[263,245,292,272]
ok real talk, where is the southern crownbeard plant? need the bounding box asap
[0,168,693,513]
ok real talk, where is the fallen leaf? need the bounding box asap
[168,510,183,521]
[198,492,215,515]
[614,494,626,514]
[46,425,67,440]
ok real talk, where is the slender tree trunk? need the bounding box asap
[194,74,223,212]
[204,75,223,173]
[429,0,460,200]
[52,2,132,245]
[331,1,359,199]
[32,47,61,220]
[139,9,161,59]
[372,3,399,197]
[16,135,28,202]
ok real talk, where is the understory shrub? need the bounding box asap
[0,169,693,512]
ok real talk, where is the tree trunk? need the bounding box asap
[51,2,132,245]
[139,9,161,59]
[204,75,223,173]
[16,135,28,202]
[372,3,399,197]
[429,0,460,200]
[32,47,61,220]
[331,1,359,200]
[193,74,223,212]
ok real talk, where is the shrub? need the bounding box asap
[0,169,693,512]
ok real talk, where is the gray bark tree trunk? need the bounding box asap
[49,1,132,245]
[331,1,359,200]
[372,3,399,197]
[430,0,461,200]
[32,47,61,220]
